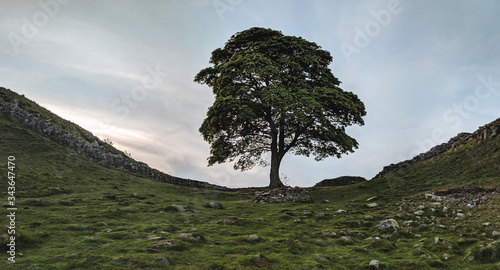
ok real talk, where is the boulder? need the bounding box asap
[376,219,400,231]
[209,201,223,209]
[369,259,380,269]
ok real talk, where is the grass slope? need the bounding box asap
[1,97,500,269]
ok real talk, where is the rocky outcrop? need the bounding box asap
[451,117,500,149]
[372,132,471,179]
[314,176,367,187]
[0,92,233,191]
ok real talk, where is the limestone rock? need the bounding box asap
[369,259,380,269]
[156,257,170,265]
[376,219,399,231]
[248,234,260,241]
[209,201,223,209]
[179,233,204,241]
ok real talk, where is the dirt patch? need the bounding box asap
[434,186,499,207]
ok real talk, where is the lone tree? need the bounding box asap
[195,27,366,188]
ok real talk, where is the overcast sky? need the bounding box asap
[1,0,499,188]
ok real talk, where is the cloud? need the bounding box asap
[1,1,499,187]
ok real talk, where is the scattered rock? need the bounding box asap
[367,196,377,202]
[316,254,331,261]
[209,201,223,209]
[340,236,351,241]
[434,237,444,243]
[414,210,424,216]
[178,233,204,241]
[165,205,192,212]
[221,219,236,225]
[149,240,174,249]
[419,224,428,230]
[376,219,399,231]
[443,254,450,260]
[156,257,170,265]
[337,209,347,214]
[425,194,442,201]
[254,187,312,203]
[255,257,272,268]
[434,186,499,207]
[493,231,500,237]
[322,231,337,237]
[365,215,374,220]
[367,203,379,208]
[450,226,456,232]
[369,259,380,269]
[248,234,260,241]
[483,222,491,226]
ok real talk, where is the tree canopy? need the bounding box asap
[195,27,366,188]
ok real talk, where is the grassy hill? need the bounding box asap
[1,88,499,269]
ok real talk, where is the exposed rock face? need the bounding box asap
[0,94,233,191]
[314,176,367,187]
[372,132,471,179]
[254,187,312,203]
[451,117,500,149]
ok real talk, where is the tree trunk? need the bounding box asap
[269,150,284,188]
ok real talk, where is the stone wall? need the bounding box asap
[0,96,234,191]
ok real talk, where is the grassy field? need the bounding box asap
[1,90,500,269]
